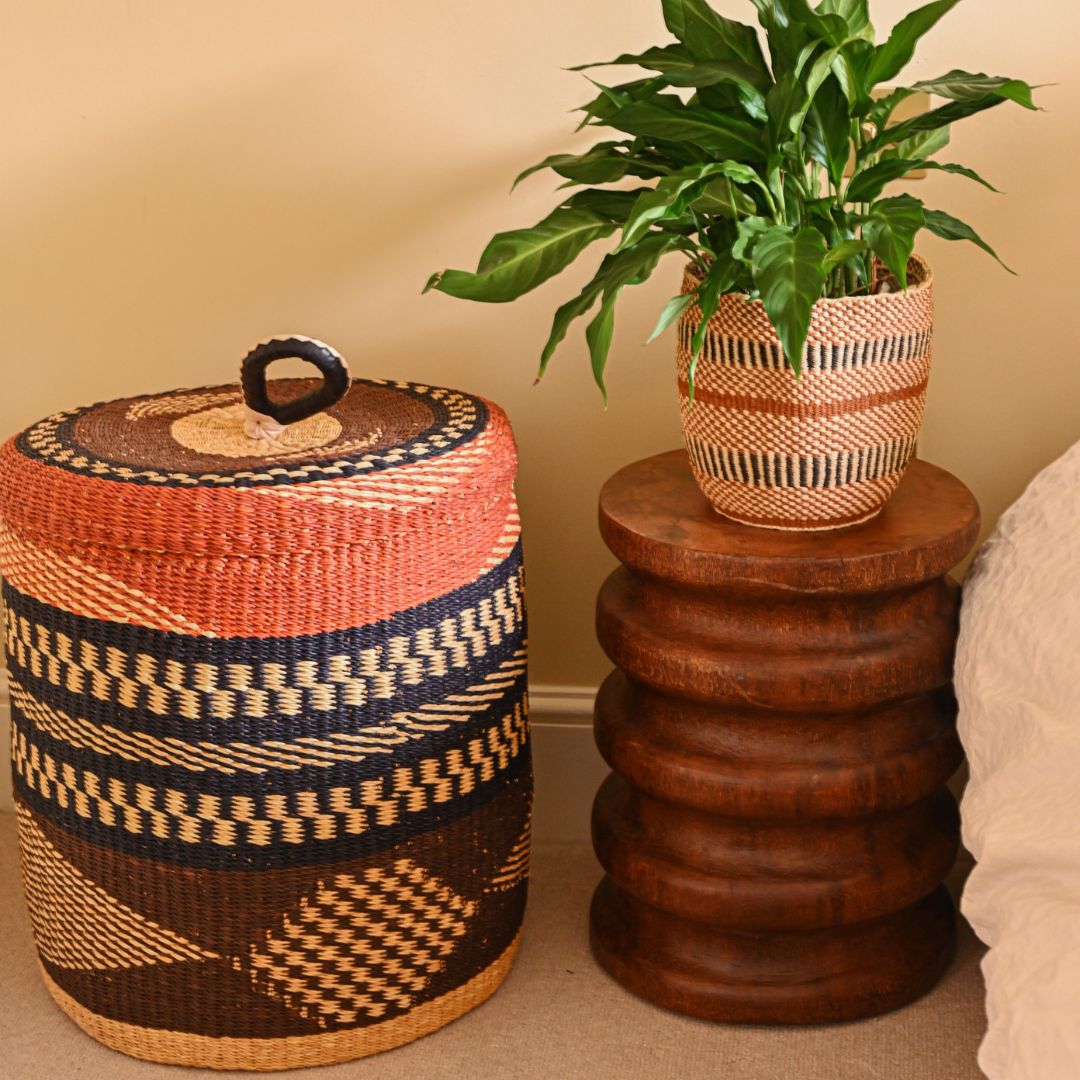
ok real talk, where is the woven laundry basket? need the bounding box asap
[1,338,531,1071]
[677,256,934,531]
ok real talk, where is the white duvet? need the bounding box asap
[956,440,1080,1080]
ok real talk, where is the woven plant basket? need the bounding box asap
[0,338,531,1071]
[677,255,934,531]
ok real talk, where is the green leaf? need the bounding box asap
[862,193,925,287]
[537,290,604,383]
[804,76,852,187]
[846,158,916,203]
[869,86,917,128]
[802,196,841,236]
[658,57,764,90]
[804,44,843,98]
[752,0,812,76]
[619,161,768,249]
[568,45,688,74]
[572,44,766,109]
[585,297,618,404]
[706,160,763,186]
[608,96,766,160]
[848,158,999,203]
[648,293,697,343]
[687,256,741,397]
[426,208,617,303]
[924,161,1000,191]
[786,0,850,47]
[575,77,667,127]
[885,124,951,161]
[823,237,868,271]
[536,235,673,380]
[923,208,1015,273]
[751,225,829,376]
[513,143,630,189]
[563,188,648,222]
[759,0,848,51]
[691,177,759,218]
[610,46,771,119]
[662,0,768,81]
[829,38,875,113]
[585,238,673,401]
[866,0,962,86]
[816,0,873,37]
[766,72,811,145]
[910,69,1039,110]
[865,95,1019,157]
[765,43,841,150]
[733,215,770,261]
[618,173,708,250]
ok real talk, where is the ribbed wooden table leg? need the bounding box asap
[588,452,980,1025]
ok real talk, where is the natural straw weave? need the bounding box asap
[1,375,531,1070]
[677,256,934,531]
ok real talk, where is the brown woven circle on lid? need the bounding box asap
[72,379,432,472]
[65,379,441,477]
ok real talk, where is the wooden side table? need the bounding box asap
[589,450,980,1024]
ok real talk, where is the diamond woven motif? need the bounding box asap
[239,860,478,1028]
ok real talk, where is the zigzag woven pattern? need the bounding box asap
[2,374,531,1069]
[677,257,934,531]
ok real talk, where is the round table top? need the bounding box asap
[599,451,981,592]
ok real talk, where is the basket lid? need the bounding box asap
[0,337,517,562]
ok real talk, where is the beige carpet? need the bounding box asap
[0,812,987,1079]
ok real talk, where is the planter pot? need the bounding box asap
[676,255,934,532]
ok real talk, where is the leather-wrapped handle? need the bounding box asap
[240,336,351,430]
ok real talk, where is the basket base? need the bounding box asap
[38,934,520,1072]
[686,463,906,533]
[708,502,886,532]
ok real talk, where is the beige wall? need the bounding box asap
[1,0,1077,696]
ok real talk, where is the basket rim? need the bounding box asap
[683,253,933,309]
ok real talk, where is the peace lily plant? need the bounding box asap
[426,0,1037,398]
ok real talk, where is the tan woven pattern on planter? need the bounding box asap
[677,256,934,531]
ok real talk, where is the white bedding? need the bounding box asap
[956,440,1080,1080]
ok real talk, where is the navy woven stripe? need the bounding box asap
[11,724,532,871]
[9,675,527,794]
[679,323,932,373]
[15,379,489,489]
[3,543,525,742]
[685,436,917,488]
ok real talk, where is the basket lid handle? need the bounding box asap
[240,336,351,441]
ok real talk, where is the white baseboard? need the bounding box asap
[0,676,605,843]
[528,684,604,842]
[528,684,596,721]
